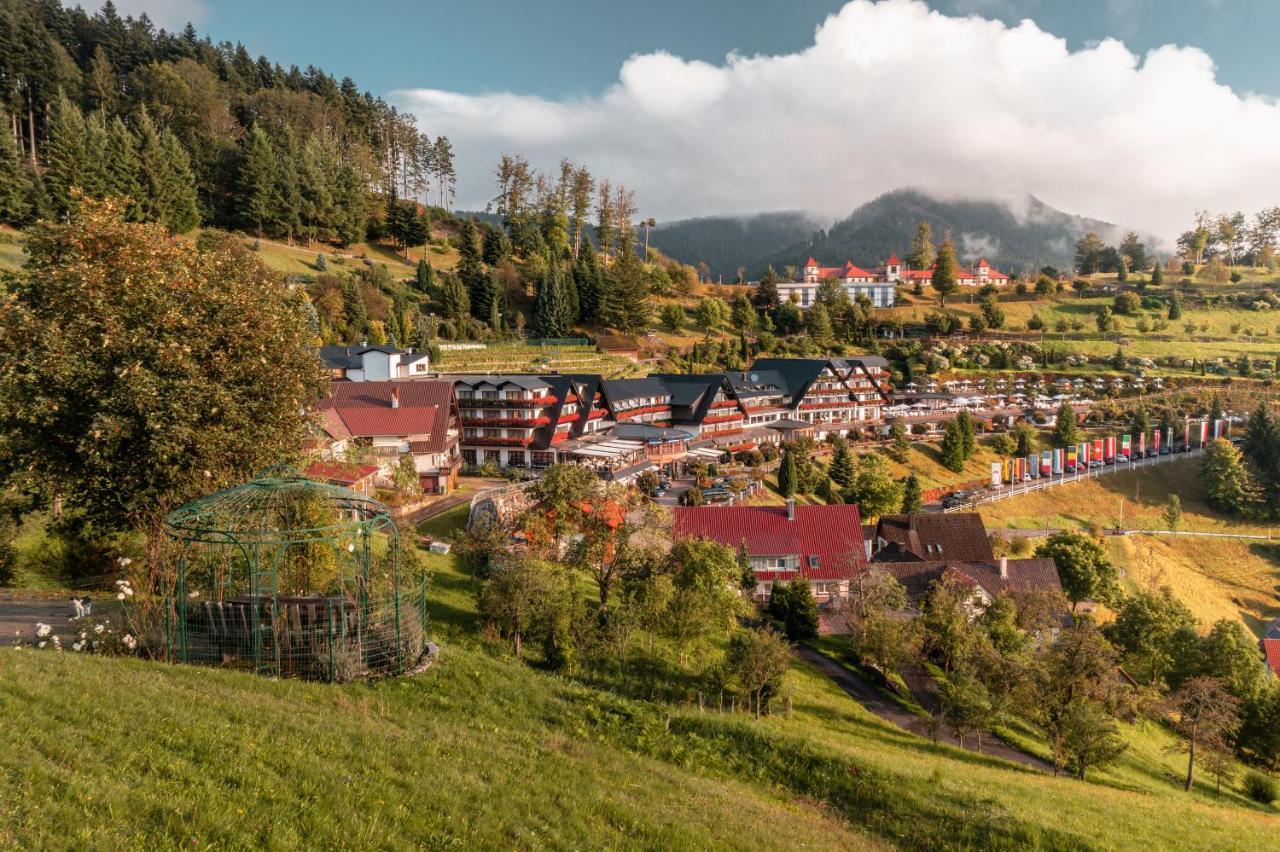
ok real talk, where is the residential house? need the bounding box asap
[320,380,461,494]
[673,500,865,603]
[320,344,431,380]
[870,513,995,563]
[304,460,380,496]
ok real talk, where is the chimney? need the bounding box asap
[390,386,400,409]
[786,498,796,521]
[999,556,1009,579]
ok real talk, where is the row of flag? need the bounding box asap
[989,418,1231,486]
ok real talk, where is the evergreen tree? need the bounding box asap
[438,274,470,321]
[1201,438,1256,516]
[907,220,934,270]
[237,127,277,237]
[901,472,923,513]
[1151,262,1164,286]
[103,117,141,220]
[1244,403,1280,512]
[43,92,89,216]
[602,252,651,333]
[1052,401,1080,447]
[778,448,798,498]
[1168,292,1183,321]
[828,436,856,487]
[932,236,959,305]
[332,164,368,246]
[159,131,200,232]
[456,218,485,303]
[532,268,572,338]
[805,303,833,345]
[0,113,32,224]
[940,418,967,473]
[955,409,976,458]
[341,278,368,340]
[574,240,603,324]
[415,258,435,295]
[269,126,302,241]
[473,270,505,328]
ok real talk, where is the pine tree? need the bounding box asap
[1168,291,1182,321]
[415,258,435,295]
[955,409,976,458]
[932,236,959,305]
[474,270,505,329]
[438,274,470,320]
[271,126,302,242]
[778,448,798,498]
[136,110,199,233]
[341,278,368,340]
[602,252,650,333]
[103,117,141,220]
[575,240,603,324]
[237,126,277,238]
[333,164,368,246]
[1151,262,1164,286]
[0,113,32,224]
[940,418,967,473]
[1201,438,1257,516]
[533,268,572,338]
[907,220,934,270]
[888,421,911,462]
[1052,401,1080,447]
[43,92,88,216]
[828,436,856,487]
[901,472,923,513]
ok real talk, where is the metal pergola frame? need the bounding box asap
[162,466,417,679]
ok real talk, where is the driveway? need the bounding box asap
[796,645,1054,772]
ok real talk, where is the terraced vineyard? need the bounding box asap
[434,342,642,376]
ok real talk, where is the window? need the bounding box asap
[760,556,789,570]
[810,555,820,569]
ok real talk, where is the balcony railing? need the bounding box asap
[460,416,550,428]
[463,436,534,447]
[614,404,672,420]
[458,395,557,407]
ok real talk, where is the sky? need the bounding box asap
[113,0,1280,236]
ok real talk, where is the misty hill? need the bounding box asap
[646,212,818,280]
[756,189,1128,277]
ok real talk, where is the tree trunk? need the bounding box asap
[513,630,522,659]
[1185,738,1196,791]
[27,98,37,165]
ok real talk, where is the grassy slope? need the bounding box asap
[3,501,1277,848]
[979,460,1280,631]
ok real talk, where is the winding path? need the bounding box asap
[795,645,1055,772]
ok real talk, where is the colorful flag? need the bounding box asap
[1212,419,1222,439]
[1152,428,1161,451]
[1199,420,1209,446]
[1041,451,1052,476]
[1093,438,1104,460]
[1053,448,1064,474]
[1079,441,1089,464]
[1120,435,1131,458]
[1138,431,1146,455]
[991,462,1002,487]
[1104,436,1115,460]
[1184,420,1191,449]
[1067,446,1078,470]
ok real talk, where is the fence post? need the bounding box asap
[327,602,335,684]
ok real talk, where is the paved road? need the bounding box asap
[796,646,1054,773]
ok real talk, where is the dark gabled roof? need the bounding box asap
[832,355,890,370]
[674,503,865,581]
[874,558,1062,602]
[767,418,813,431]
[319,345,409,370]
[726,369,789,399]
[445,374,552,391]
[873,513,994,562]
[601,377,672,403]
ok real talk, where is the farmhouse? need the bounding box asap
[673,500,865,603]
[870,513,995,563]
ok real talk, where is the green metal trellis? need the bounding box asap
[162,466,427,681]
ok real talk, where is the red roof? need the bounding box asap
[673,503,865,581]
[1265,638,1280,677]
[841,261,876,279]
[323,380,457,452]
[304,460,378,484]
[887,253,901,265]
[977,257,991,268]
[805,257,818,267]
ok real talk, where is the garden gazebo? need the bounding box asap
[163,466,427,681]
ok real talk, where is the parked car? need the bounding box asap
[1159,446,1171,456]
[1117,454,1129,463]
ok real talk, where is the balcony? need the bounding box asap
[702,413,744,425]
[463,436,534,447]
[460,416,550,428]
[614,404,673,421]
[458,395,557,407]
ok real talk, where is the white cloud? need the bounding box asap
[110,0,207,30]
[391,0,1280,237]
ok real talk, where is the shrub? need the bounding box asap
[1243,770,1277,804]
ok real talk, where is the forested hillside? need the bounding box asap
[0,0,450,243]
[756,189,1137,276]
[646,211,817,281]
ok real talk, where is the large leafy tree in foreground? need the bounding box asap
[0,200,326,557]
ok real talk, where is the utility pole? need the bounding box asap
[1118,497,1125,532]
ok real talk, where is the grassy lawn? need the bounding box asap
[979,459,1280,630]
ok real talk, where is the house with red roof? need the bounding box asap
[673,500,865,603]
[776,255,1010,310]
[303,460,380,495]
[319,380,461,494]
[1262,619,1280,679]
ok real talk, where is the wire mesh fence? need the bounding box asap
[168,579,429,682]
